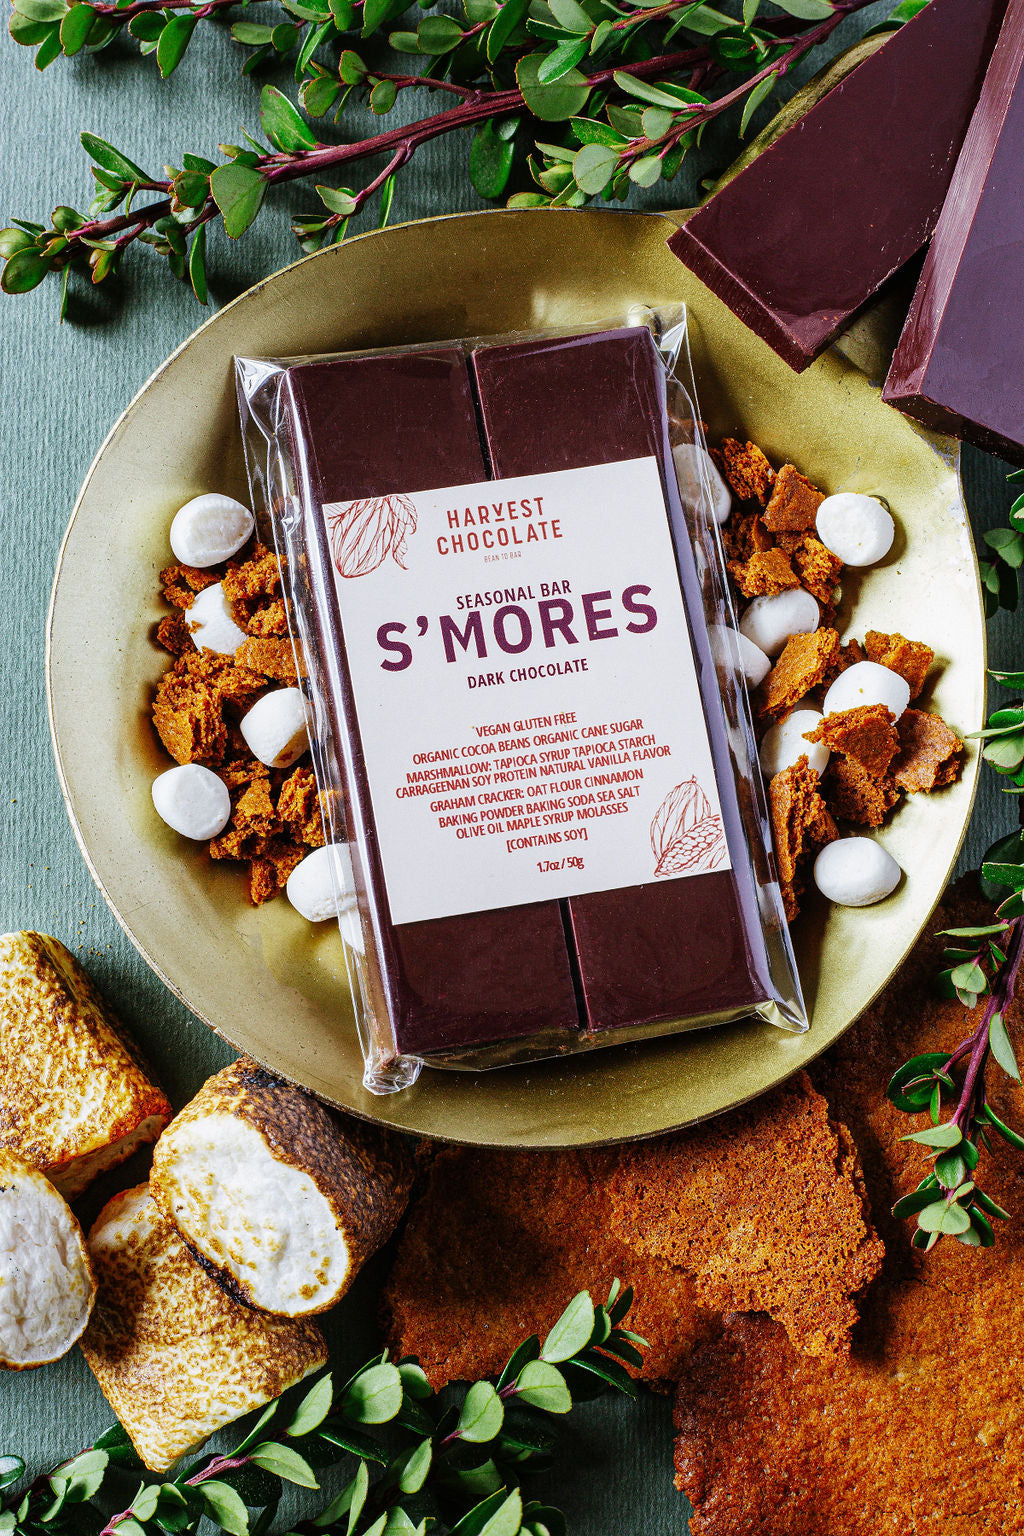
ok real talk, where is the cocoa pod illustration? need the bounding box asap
[650,777,727,877]
[328,494,417,579]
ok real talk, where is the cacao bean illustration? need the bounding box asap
[650,777,727,877]
[328,494,417,578]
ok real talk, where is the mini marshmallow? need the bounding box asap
[815,493,895,567]
[188,582,247,656]
[709,624,771,688]
[152,764,231,840]
[813,837,901,907]
[286,844,357,924]
[672,443,732,525]
[823,660,910,720]
[759,709,829,779]
[170,494,254,568]
[739,589,820,658]
[240,689,309,769]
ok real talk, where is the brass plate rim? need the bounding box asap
[46,206,984,1147]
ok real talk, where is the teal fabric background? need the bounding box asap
[0,1,1021,1527]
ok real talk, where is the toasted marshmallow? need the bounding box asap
[823,660,910,720]
[152,764,231,840]
[286,844,357,924]
[170,494,254,568]
[815,493,894,566]
[673,443,732,525]
[739,589,820,658]
[0,1151,96,1369]
[759,709,829,779]
[814,837,901,907]
[240,689,309,768]
[188,582,247,655]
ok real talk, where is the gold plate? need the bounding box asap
[47,208,984,1146]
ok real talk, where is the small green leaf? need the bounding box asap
[398,1438,432,1495]
[341,1361,403,1424]
[772,0,833,15]
[60,4,95,54]
[516,51,590,120]
[541,1291,595,1363]
[538,36,588,81]
[338,46,367,80]
[261,84,318,151]
[370,77,397,112]
[311,1460,367,1533]
[572,140,617,194]
[949,960,987,993]
[417,12,463,50]
[12,0,63,22]
[80,132,149,183]
[515,1360,572,1413]
[547,0,590,30]
[248,1443,318,1489]
[487,0,529,62]
[130,1485,160,1522]
[198,1482,250,1536]
[0,227,35,257]
[451,1489,523,1536]
[916,1199,971,1236]
[892,1186,942,1219]
[458,1381,505,1443]
[740,71,776,135]
[1,246,52,293]
[901,1122,963,1149]
[989,1010,1021,1082]
[157,13,196,75]
[933,1149,967,1189]
[210,162,267,238]
[974,1189,1011,1220]
[0,1458,24,1493]
[978,1104,1024,1150]
[981,859,1024,890]
[468,118,515,199]
[628,153,661,186]
[286,1373,333,1436]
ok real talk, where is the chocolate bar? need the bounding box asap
[470,329,773,1031]
[883,0,1024,461]
[283,349,582,1056]
[666,0,1006,372]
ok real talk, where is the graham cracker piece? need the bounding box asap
[720,438,775,505]
[607,1072,883,1362]
[151,652,265,766]
[822,757,901,828]
[155,613,191,656]
[673,887,1024,1536]
[249,842,305,905]
[759,629,840,721]
[277,767,326,849]
[224,545,288,637]
[237,636,299,684]
[159,563,219,609]
[769,758,838,920]
[864,630,934,700]
[381,1147,717,1390]
[794,536,843,606]
[763,465,824,533]
[807,705,899,778]
[891,708,964,792]
[729,547,801,599]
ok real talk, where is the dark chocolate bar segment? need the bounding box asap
[284,349,582,1056]
[667,0,1006,373]
[883,0,1024,462]
[470,328,771,1032]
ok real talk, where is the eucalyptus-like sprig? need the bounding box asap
[1,0,919,313]
[888,467,1024,1253]
[0,1284,645,1536]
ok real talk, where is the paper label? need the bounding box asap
[323,456,731,926]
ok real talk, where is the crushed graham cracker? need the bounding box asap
[729,546,801,599]
[719,439,776,505]
[237,637,300,684]
[769,759,838,920]
[381,1146,717,1390]
[759,629,841,720]
[793,536,842,607]
[807,704,899,779]
[891,708,964,792]
[155,613,191,656]
[159,563,219,609]
[673,887,1024,1536]
[762,464,824,533]
[864,630,934,700]
[821,757,901,829]
[607,1072,882,1362]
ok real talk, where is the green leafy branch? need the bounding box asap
[0,1285,645,1536]
[889,468,1024,1252]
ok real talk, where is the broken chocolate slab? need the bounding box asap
[883,0,1024,461]
[282,349,581,1056]
[667,0,1006,372]
[470,328,773,1032]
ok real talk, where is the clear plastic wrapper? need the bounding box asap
[237,309,806,1094]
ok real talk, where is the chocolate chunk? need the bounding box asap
[667,0,1006,372]
[282,349,581,1056]
[883,0,1024,460]
[470,329,774,1032]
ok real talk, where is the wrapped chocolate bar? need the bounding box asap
[237,314,805,1092]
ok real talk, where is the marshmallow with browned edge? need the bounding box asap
[0,1151,95,1369]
